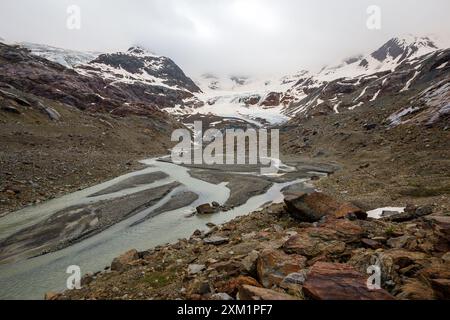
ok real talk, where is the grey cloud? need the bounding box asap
[1,0,449,76]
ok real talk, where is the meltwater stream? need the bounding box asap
[0,158,309,299]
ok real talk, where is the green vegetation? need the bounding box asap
[142,271,175,289]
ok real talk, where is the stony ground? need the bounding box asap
[280,99,450,213]
[55,192,449,301]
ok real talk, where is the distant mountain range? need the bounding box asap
[1,34,448,128]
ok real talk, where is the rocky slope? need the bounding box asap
[55,192,449,300]
[0,43,183,215]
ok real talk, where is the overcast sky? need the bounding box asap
[1,0,449,76]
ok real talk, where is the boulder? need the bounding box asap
[196,203,216,215]
[303,262,395,300]
[187,264,206,275]
[238,285,298,300]
[110,249,140,271]
[257,249,307,288]
[284,192,366,222]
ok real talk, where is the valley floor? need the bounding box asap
[0,102,173,216]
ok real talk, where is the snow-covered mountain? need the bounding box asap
[317,35,440,81]
[6,35,446,128]
[76,47,201,94]
[181,35,448,128]
[281,35,448,123]
[19,42,101,68]
[75,46,203,110]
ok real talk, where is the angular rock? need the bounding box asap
[382,206,433,223]
[361,238,383,249]
[211,292,234,300]
[203,236,229,246]
[424,215,450,238]
[196,203,216,214]
[303,262,395,300]
[209,260,242,276]
[322,219,365,242]
[257,249,307,288]
[282,231,346,258]
[387,235,415,249]
[284,192,366,222]
[240,250,259,274]
[281,272,307,286]
[188,264,206,275]
[238,285,298,300]
[38,102,61,121]
[111,249,139,271]
[216,276,261,296]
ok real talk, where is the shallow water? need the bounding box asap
[0,157,310,299]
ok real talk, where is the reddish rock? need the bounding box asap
[284,192,366,222]
[361,238,383,249]
[282,230,346,258]
[111,249,140,271]
[303,262,395,300]
[216,276,262,296]
[257,249,307,288]
[209,260,242,276]
[322,219,365,242]
[238,285,298,300]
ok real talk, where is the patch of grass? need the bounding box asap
[385,226,396,237]
[142,271,175,289]
[400,185,450,198]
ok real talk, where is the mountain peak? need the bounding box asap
[371,35,438,62]
[127,46,159,58]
